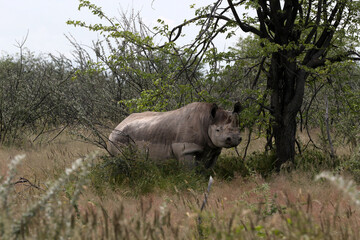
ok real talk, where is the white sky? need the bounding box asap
[0,0,241,58]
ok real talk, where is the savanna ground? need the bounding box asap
[1,129,360,239]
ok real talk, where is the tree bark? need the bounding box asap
[269,51,306,170]
[273,111,297,170]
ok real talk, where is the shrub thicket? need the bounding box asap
[0,48,125,146]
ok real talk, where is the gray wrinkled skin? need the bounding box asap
[108,102,242,169]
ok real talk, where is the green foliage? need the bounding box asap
[237,148,345,178]
[245,151,278,177]
[294,149,341,173]
[340,149,360,183]
[213,155,250,180]
[329,66,360,150]
[120,75,195,113]
[90,155,207,196]
[91,150,304,196]
[68,0,231,113]
[299,61,360,156]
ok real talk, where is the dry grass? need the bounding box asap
[1,132,360,239]
[0,135,100,180]
[75,169,360,238]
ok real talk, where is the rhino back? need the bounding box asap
[117,103,211,146]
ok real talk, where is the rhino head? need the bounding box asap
[208,102,242,148]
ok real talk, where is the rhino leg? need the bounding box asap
[202,149,222,168]
[204,154,219,169]
[171,143,204,169]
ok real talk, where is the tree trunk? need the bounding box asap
[269,51,306,170]
[273,111,297,170]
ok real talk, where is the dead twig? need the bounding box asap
[13,177,45,191]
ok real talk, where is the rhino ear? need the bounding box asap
[233,102,243,114]
[210,103,218,118]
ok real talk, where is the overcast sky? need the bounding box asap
[0,0,240,58]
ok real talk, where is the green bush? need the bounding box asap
[339,150,360,183]
[213,155,250,180]
[0,50,124,146]
[245,151,278,178]
[90,155,208,196]
[294,148,342,173]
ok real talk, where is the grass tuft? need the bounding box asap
[90,155,208,196]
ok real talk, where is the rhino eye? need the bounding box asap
[216,128,220,132]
